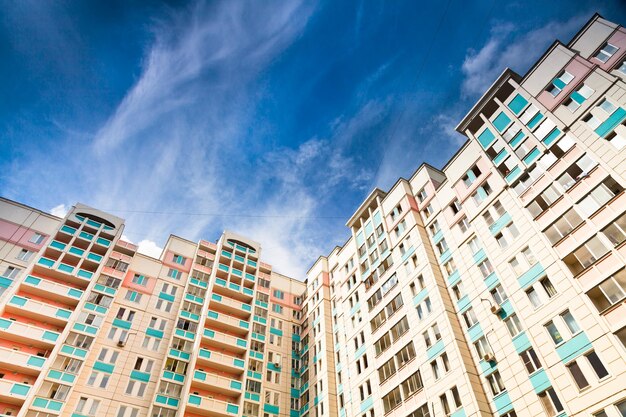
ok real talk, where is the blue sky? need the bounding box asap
[2,1,626,278]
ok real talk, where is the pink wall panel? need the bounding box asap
[0,219,47,252]
[537,56,594,111]
[595,28,626,71]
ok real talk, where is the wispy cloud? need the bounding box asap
[461,14,589,98]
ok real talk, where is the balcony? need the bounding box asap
[0,346,46,375]
[6,296,72,325]
[209,293,251,319]
[213,278,254,302]
[202,328,247,353]
[21,276,83,305]
[205,310,249,335]
[0,379,30,404]
[0,319,60,348]
[32,258,93,287]
[196,348,245,374]
[191,369,242,396]
[186,394,239,417]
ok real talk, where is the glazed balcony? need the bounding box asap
[5,296,72,326]
[20,276,83,305]
[191,369,242,396]
[185,394,239,417]
[205,310,249,336]
[208,293,251,319]
[201,328,247,353]
[0,318,60,348]
[0,346,46,375]
[196,348,245,374]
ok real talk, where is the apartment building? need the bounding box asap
[299,13,626,417]
[0,199,305,417]
[0,12,625,417]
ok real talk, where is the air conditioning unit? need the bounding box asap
[483,354,495,362]
[117,340,126,347]
[490,305,502,315]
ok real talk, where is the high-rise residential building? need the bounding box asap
[0,11,625,417]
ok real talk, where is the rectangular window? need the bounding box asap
[382,387,402,413]
[504,314,523,337]
[487,371,506,395]
[29,233,45,244]
[544,207,584,244]
[587,269,626,312]
[520,348,542,374]
[578,177,623,217]
[594,42,619,63]
[538,388,564,416]
[563,235,609,275]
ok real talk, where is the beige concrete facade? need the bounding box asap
[0,12,626,417]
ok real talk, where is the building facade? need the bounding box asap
[0,12,625,417]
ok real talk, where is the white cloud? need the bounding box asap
[461,15,589,98]
[50,204,68,217]
[136,239,163,259]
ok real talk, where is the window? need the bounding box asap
[601,213,626,247]
[443,258,457,276]
[167,268,180,279]
[544,207,583,244]
[578,177,623,217]
[450,199,462,215]
[75,397,100,416]
[584,113,602,130]
[526,287,542,308]
[504,314,523,337]
[422,204,434,220]
[430,360,440,379]
[457,216,470,233]
[495,222,520,248]
[1,266,20,279]
[29,233,45,244]
[546,71,574,96]
[565,84,594,111]
[520,348,542,374]
[563,235,609,275]
[474,337,491,358]
[451,282,464,301]
[417,188,428,203]
[594,42,619,63]
[486,371,506,395]
[538,388,564,416]
[599,98,617,115]
[478,259,494,278]
[587,269,626,312]
[561,310,580,335]
[390,316,409,341]
[527,184,561,218]
[436,239,449,256]
[462,308,478,329]
[462,165,482,187]
[16,249,33,261]
[451,386,462,409]
[401,370,423,398]
[490,284,508,305]
[87,371,110,388]
[467,237,481,255]
[556,154,597,191]
[378,357,396,382]
[429,220,441,236]
[396,342,416,368]
[471,182,492,205]
[131,274,148,286]
[382,387,402,413]
[172,254,185,265]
